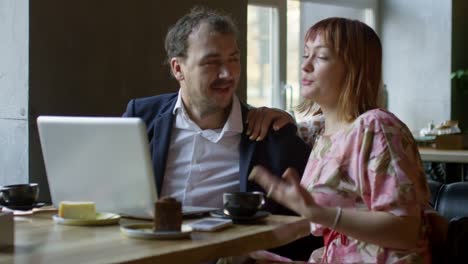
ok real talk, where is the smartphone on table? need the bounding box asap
[189,218,233,231]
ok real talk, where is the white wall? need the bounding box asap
[0,0,28,185]
[381,0,452,132]
[300,2,368,49]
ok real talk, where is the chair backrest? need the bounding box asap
[425,210,449,263]
[426,181,468,262]
[434,182,468,220]
[427,179,443,207]
[445,217,468,263]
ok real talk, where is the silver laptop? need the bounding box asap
[37,116,217,219]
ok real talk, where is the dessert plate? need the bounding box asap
[53,212,120,226]
[120,224,192,240]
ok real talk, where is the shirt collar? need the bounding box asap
[173,91,184,115]
[172,90,243,142]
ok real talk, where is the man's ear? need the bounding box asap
[170,57,184,81]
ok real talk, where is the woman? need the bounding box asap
[249,17,432,263]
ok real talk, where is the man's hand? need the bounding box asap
[246,107,295,141]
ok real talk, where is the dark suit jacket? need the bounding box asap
[123,93,322,260]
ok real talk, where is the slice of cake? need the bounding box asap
[153,197,182,232]
[58,201,96,219]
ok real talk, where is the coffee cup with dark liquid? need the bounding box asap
[0,183,39,207]
[223,192,265,217]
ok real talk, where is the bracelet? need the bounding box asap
[331,207,342,230]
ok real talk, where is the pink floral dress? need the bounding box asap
[299,109,431,263]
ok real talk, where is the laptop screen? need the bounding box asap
[37,116,158,218]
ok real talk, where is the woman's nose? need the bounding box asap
[301,59,313,73]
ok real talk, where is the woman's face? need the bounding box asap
[301,35,346,109]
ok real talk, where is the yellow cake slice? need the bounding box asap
[58,201,96,219]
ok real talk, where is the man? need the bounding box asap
[123,7,319,260]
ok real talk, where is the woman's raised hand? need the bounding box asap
[246,107,295,141]
[248,166,317,219]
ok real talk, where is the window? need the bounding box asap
[247,0,286,109]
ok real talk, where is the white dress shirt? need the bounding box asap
[160,92,243,208]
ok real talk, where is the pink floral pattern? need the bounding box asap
[299,109,431,264]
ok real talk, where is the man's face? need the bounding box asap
[171,23,241,117]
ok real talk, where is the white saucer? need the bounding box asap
[53,212,120,226]
[120,224,192,240]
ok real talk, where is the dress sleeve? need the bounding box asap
[356,112,429,217]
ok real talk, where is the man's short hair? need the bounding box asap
[164,6,239,64]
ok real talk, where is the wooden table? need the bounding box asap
[419,148,468,163]
[0,212,310,264]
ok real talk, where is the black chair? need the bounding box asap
[426,180,468,263]
[427,179,443,207]
[434,182,468,220]
[445,216,468,263]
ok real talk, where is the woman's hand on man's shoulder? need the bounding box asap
[246,107,296,141]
